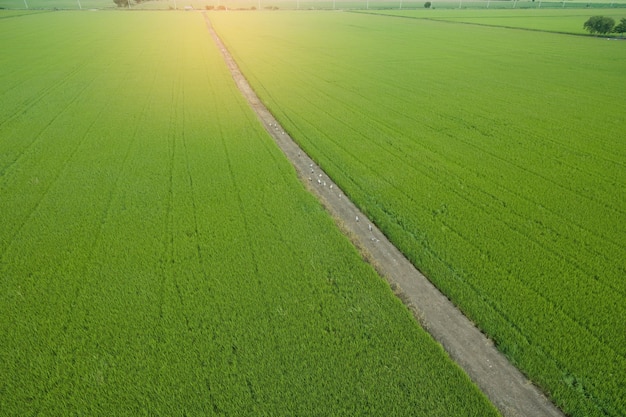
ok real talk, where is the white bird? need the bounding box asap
[368,224,372,231]
[356,216,359,222]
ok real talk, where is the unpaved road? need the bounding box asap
[204,12,565,417]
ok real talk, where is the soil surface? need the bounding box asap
[204,12,565,417]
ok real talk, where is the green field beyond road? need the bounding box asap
[368,8,626,34]
[210,11,626,417]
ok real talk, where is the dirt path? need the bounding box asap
[203,12,565,417]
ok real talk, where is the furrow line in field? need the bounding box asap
[170,70,194,335]
[180,91,204,264]
[166,72,180,263]
[0,60,90,133]
[0,10,50,20]
[161,76,177,334]
[0,68,29,96]
[218,115,262,285]
[203,12,564,417]
[0,62,97,179]
[90,63,162,257]
[436,125,626,233]
[0,100,103,258]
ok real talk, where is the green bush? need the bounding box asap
[583,15,615,35]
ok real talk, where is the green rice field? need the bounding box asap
[0,11,502,416]
[210,11,626,417]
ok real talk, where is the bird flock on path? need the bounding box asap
[270,118,383,245]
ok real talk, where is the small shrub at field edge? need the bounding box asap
[614,17,626,35]
[583,15,615,34]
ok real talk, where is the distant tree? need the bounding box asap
[113,0,130,6]
[613,18,626,36]
[424,1,431,7]
[583,16,615,35]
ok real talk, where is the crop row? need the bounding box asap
[211,11,626,417]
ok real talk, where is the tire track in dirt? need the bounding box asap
[202,12,564,417]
